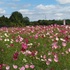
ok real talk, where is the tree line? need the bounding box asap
[0,11,70,27]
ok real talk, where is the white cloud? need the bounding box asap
[17,4,70,21]
[36,4,56,10]
[34,4,70,20]
[19,4,70,21]
[55,13,63,16]
[0,8,6,14]
[19,9,34,14]
[56,0,70,4]
[36,4,47,10]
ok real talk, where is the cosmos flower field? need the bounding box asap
[0,24,70,70]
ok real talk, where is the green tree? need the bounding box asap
[23,17,30,25]
[9,11,24,26]
[0,15,10,27]
[66,19,70,25]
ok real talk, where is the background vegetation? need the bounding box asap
[0,11,70,27]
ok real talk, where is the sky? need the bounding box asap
[0,0,70,21]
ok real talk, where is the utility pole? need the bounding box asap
[63,19,66,25]
[45,15,46,20]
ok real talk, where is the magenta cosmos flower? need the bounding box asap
[13,52,19,60]
[0,64,2,70]
[21,43,28,52]
[24,38,29,44]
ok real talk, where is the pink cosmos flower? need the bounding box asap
[43,55,46,59]
[54,54,58,58]
[48,58,52,62]
[60,30,67,34]
[3,64,6,67]
[19,37,23,42]
[20,66,25,70]
[16,39,19,42]
[16,35,23,42]
[34,34,38,39]
[22,43,28,49]
[46,60,50,65]
[52,42,59,49]
[30,64,35,69]
[6,66,10,70]
[62,42,67,47]
[54,57,58,62]
[48,52,52,55]
[24,50,31,55]
[25,64,29,68]
[68,48,70,52]
[13,65,18,69]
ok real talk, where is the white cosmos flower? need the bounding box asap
[10,39,14,43]
[4,33,9,37]
[4,39,9,41]
[43,34,46,37]
[7,39,9,41]
[60,38,65,42]
[46,32,50,35]
[22,58,27,62]
[10,41,13,43]
[56,37,59,41]
[27,43,33,46]
[41,59,45,61]
[36,57,40,60]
